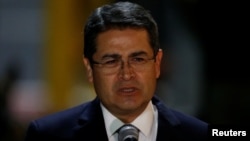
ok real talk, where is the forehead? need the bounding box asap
[94,28,153,57]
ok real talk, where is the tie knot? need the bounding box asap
[118,124,139,141]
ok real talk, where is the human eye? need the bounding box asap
[103,59,119,67]
[131,57,147,64]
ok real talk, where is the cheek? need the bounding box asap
[144,68,158,90]
[92,72,114,92]
[137,70,157,87]
[145,66,159,78]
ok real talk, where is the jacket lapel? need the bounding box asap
[152,96,182,141]
[156,113,180,141]
[73,98,108,141]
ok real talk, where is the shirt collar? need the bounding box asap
[101,103,123,138]
[101,101,155,138]
[131,101,155,136]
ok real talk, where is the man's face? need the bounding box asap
[84,28,163,121]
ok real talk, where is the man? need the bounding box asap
[24,1,208,141]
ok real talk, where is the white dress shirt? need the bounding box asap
[100,101,158,141]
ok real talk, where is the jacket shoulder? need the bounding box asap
[24,99,99,140]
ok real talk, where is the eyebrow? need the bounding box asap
[101,54,121,60]
[129,51,148,57]
[100,51,149,60]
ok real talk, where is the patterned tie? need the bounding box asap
[117,124,139,141]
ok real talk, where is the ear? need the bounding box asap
[155,49,163,78]
[83,57,93,83]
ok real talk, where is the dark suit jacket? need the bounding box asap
[24,96,208,141]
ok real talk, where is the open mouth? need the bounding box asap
[120,88,135,92]
[118,87,137,94]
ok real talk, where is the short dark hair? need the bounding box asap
[83,1,160,63]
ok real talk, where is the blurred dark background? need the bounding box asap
[123,0,250,125]
[1,0,249,140]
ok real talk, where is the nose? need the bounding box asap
[118,61,135,80]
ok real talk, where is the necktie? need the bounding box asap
[117,124,139,141]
